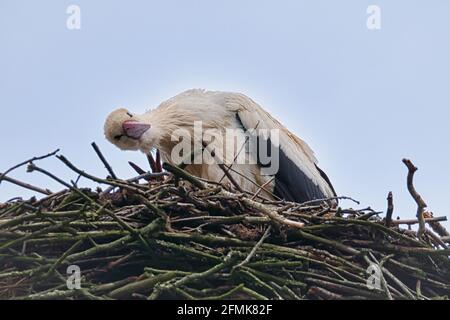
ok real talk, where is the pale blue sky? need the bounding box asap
[1,1,449,228]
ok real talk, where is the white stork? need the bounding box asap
[104,89,336,203]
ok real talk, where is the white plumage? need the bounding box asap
[104,89,336,202]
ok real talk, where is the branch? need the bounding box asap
[201,141,245,194]
[423,211,450,237]
[234,226,272,269]
[91,142,118,179]
[402,159,426,237]
[0,174,52,195]
[0,149,59,185]
[385,192,394,227]
[392,216,447,226]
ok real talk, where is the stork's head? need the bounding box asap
[104,108,152,152]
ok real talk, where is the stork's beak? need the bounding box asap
[122,120,151,140]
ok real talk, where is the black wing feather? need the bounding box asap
[273,146,328,203]
[236,113,328,203]
[315,164,337,197]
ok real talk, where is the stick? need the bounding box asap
[56,155,147,193]
[385,191,394,227]
[218,121,260,183]
[149,252,237,299]
[250,177,275,200]
[402,159,426,237]
[423,211,450,237]
[102,171,169,193]
[91,142,118,179]
[234,226,272,269]
[299,196,360,207]
[201,141,245,194]
[0,174,52,195]
[392,216,447,226]
[0,149,59,185]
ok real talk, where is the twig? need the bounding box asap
[56,155,147,193]
[27,163,72,190]
[201,141,245,194]
[91,142,118,179]
[385,191,394,227]
[308,286,344,300]
[299,196,360,207]
[392,216,447,226]
[234,226,272,269]
[240,197,305,228]
[162,162,206,189]
[218,120,260,184]
[423,211,450,237]
[221,166,280,200]
[109,271,184,299]
[149,252,237,299]
[402,159,426,237]
[250,177,275,200]
[425,229,448,249]
[0,149,59,185]
[365,253,393,300]
[0,174,52,195]
[103,171,169,193]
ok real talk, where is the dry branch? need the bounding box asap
[402,159,427,237]
[385,192,394,227]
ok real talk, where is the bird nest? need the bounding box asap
[0,144,449,300]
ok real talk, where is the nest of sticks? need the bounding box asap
[0,144,449,300]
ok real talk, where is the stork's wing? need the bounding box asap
[225,93,336,203]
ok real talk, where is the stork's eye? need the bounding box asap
[114,134,123,141]
[126,112,133,117]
